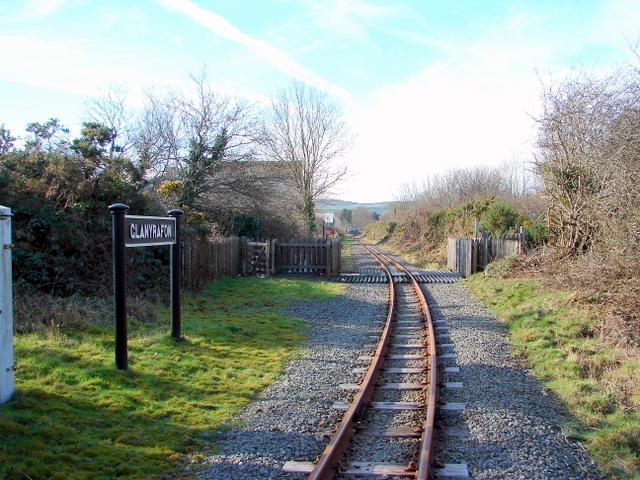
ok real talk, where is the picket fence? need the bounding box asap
[447,231,523,278]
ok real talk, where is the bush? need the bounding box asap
[480,199,520,236]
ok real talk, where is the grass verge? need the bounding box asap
[341,237,354,271]
[0,277,343,480]
[464,274,640,479]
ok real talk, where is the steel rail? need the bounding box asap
[307,242,396,480]
[307,241,437,479]
[364,244,438,480]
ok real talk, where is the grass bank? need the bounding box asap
[1,277,343,480]
[464,274,640,479]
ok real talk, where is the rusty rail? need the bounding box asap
[306,241,437,479]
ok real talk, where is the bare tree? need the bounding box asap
[352,205,376,229]
[260,80,352,234]
[83,84,135,158]
[537,68,640,253]
[534,64,640,255]
[134,73,266,205]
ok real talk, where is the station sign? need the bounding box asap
[124,215,176,247]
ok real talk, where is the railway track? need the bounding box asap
[284,241,467,479]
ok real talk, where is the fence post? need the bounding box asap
[271,239,277,276]
[265,239,271,277]
[519,226,526,254]
[240,237,247,276]
[482,230,489,270]
[331,238,340,279]
[0,206,14,403]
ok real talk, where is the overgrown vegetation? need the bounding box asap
[465,272,640,479]
[361,56,640,477]
[1,74,353,297]
[1,277,343,479]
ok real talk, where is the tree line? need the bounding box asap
[0,76,352,296]
[377,57,640,270]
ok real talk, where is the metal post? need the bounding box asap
[109,203,129,370]
[168,209,183,341]
[0,206,14,403]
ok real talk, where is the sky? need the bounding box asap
[1,0,639,203]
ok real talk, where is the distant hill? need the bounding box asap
[319,199,391,214]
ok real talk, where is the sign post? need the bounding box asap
[168,209,183,341]
[109,204,181,370]
[0,206,14,403]
[110,204,129,370]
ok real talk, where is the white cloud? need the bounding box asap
[158,0,354,104]
[340,18,548,202]
[22,0,67,18]
[304,0,397,39]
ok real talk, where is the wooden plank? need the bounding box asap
[340,382,426,390]
[435,463,469,478]
[283,461,469,478]
[352,367,426,374]
[333,401,424,410]
[387,344,428,349]
[357,354,425,361]
[357,426,423,437]
[443,382,463,389]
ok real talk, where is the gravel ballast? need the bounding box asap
[197,276,601,479]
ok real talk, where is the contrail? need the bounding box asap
[159,0,353,104]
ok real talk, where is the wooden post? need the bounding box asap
[271,239,277,276]
[265,239,271,277]
[331,238,340,279]
[482,230,489,270]
[240,236,247,276]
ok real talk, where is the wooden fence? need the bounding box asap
[448,232,523,278]
[272,238,341,278]
[181,236,341,291]
[182,236,240,292]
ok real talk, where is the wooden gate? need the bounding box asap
[240,238,270,276]
[272,238,340,279]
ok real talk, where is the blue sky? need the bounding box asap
[1,0,639,203]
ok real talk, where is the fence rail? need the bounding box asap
[448,231,523,278]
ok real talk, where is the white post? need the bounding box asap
[0,206,14,403]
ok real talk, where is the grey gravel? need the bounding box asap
[426,282,601,479]
[198,262,602,479]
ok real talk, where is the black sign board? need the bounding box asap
[125,215,176,247]
[110,204,183,370]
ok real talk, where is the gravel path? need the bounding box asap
[197,272,601,479]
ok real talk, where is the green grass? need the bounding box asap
[341,237,354,271]
[464,274,640,479]
[0,277,343,480]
